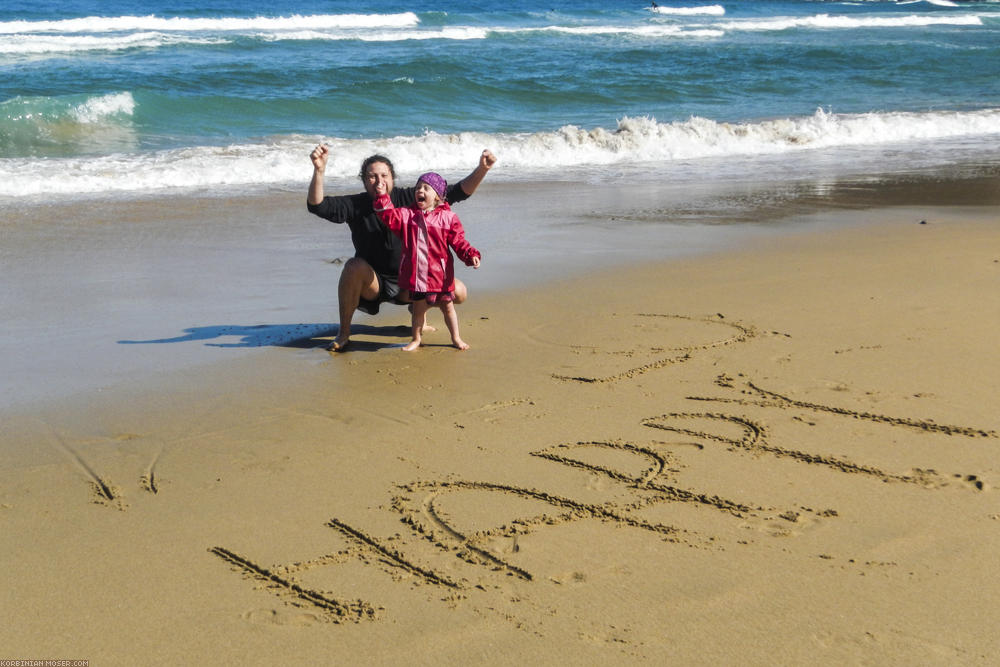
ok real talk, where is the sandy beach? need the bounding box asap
[2,171,999,664]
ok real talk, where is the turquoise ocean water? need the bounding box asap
[2,0,999,201]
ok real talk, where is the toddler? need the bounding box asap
[373,172,481,350]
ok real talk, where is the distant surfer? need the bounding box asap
[307,147,496,351]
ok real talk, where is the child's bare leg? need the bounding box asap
[440,301,469,350]
[403,299,429,351]
[402,291,436,333]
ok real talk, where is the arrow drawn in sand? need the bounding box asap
[551,314,756,383]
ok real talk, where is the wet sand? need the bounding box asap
[2,171,999,664]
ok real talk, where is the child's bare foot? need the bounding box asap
[452,338,470,350]
[402,339,421,351]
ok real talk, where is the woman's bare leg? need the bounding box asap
[452,278,468,305]
[331,258,379,351]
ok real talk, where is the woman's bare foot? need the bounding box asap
[327,336,350,352]
[452,337,470,350]
[402,339,421,351]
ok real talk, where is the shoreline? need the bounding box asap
[2,164,997,428]
[3,163,998,416]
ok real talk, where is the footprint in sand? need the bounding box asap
[953,473,988,492]
[242,608,323,626]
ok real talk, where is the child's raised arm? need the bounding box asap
[373,192,411,234]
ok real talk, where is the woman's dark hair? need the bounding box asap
[359,154,396,180]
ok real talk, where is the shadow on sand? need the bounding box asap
[118,323,410,351]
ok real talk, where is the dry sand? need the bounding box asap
[2,179,999,664]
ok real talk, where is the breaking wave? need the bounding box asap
[2,107,999,198]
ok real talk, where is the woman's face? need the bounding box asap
[363,161,394,198]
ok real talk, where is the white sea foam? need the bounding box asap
[0,9,983,57]
[0,13,420,57]
[0,32,225,55]
[256,27,489,42]
[357,27,490,41]
[2,108,998,199]
[0,13,492,55]
[70,91,136,123]
[0,13,420,34]
[719,13,982,32]
[651,5,726,16]
[513,24,723,38]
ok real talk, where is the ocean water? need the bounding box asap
[2,0,999,201]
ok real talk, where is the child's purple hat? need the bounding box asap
[417,172,447,200]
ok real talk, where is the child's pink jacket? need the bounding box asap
[374,193,480,294]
